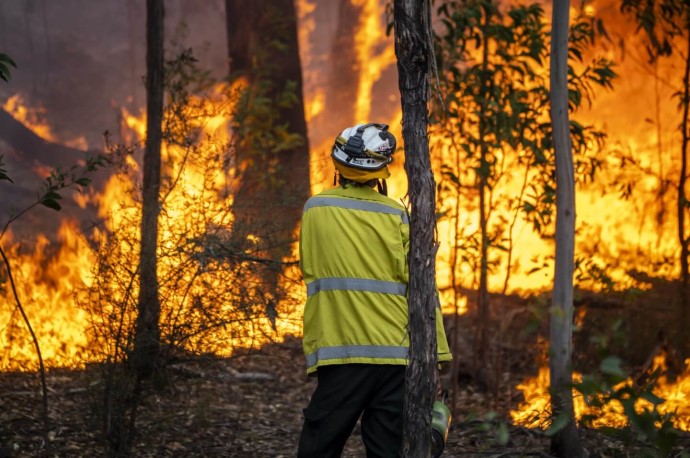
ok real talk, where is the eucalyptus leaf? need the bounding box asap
[545,413,569,437]
[40,199,62,211]
[600,356,627,379]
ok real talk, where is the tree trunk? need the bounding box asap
[548,0,583,455]
[473,7,492,387]
[394,0,438,456]
[225,0,310,323]
[133,0,164,378]
[326,0,362,128]
[679,24,690,357]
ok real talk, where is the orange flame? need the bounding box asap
[1,223,92,370]
[511,355,690,431]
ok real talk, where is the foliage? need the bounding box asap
[230,18,305,185]
[620,0,689,62]
[431,0,616,294]
[568,320,682,457]
[621,0,690,360]
[78,50,300,372]
[0,135,127,455]
[464,411,512,447]
[0,156,12,183]
[0,53,16,82]
[573,356,681,457]
[0,151,121,238]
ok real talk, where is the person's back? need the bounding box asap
[301,182,411,374]
[297,123,451,458]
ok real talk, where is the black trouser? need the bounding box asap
[297,364,405,458]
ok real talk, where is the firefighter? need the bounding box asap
[297,123,452,457]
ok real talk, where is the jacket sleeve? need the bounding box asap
[401,210,451,362]
[435,302,452,362]
[299,204,312,283]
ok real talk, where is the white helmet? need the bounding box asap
[332,123,397,172]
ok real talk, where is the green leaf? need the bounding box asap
[495,422,510,445]
[40,199,62,211]
[43,191,63,201]
[640,390,665,407]
[600,356,627,380]
[575,374,605,398]
[75,177,92,187]
[0,54,16,82]
[0,64,11,81]
[0,165,12,182]
[545,413,570,437]
[0,53,17,67]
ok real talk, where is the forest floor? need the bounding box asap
[2,289,690,457]
[1,335,690,458]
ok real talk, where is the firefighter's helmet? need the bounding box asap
[331,123,397,182]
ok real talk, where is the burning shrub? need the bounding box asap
[77,50,304,370]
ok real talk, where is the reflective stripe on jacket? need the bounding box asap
[299,184,452,375]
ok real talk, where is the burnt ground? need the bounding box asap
[0,330,689,458]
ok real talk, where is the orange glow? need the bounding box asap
[511,355,690,431]
[297,0,320,122]
[3,94,58,142]
[3,94,88,150]
[351,0,396,122]
[96,81,304,354]
[1,81,302,370]
[0,223,92,370]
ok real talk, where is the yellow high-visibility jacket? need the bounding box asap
[299,184,452,375]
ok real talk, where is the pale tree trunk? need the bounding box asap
[548,0,583,455]
[394,0,438,456]
[133,0,164,378]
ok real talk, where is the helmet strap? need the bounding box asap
[377,179,388,196]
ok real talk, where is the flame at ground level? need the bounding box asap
[0,220,304,371]
[0,79,305,371]
[511,355,690,432]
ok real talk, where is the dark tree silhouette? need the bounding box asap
[225,0,310,323]
[133,0,164,378]
[394,0,438,456]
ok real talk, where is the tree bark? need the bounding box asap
[474,7,492,385]
[394,0,438,456]
[678,22,690,357]
[326,0,362,128]
[548,0,583,455]
[133,0,164,378]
